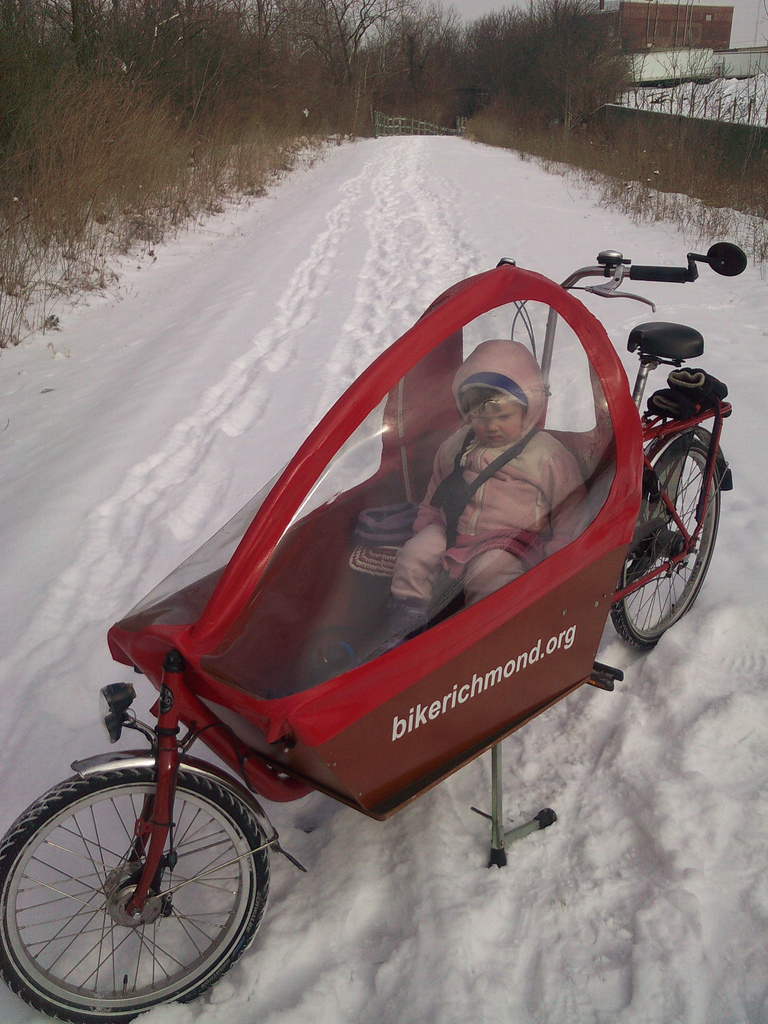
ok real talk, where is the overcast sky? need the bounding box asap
[447,0,768,50]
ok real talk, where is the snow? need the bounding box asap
[1,135,768,1024]
[622,73,768,127]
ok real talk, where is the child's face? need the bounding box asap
[468,399,525,447]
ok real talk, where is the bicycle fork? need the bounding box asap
[123,650,183,919]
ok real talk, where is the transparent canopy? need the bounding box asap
[159,299,616,699]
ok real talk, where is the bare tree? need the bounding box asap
[294,0,410,90]
[462,0,630,129]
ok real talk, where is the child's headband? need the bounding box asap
[459,372,528,410]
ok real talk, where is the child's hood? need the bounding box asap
[452,339,546,436]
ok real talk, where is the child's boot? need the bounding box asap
[388,597,429,640]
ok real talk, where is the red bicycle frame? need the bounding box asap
[612,400,730,604]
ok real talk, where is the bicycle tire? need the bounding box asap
[0,766,270,1023]
[611,430,721,649]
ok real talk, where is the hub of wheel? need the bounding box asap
[669,533,688,559]
[104,874,163,927]
[652,525,688,561]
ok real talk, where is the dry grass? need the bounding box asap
[467,105,768,270]
[0,81,314,347]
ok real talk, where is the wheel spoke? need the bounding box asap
[53,821,134,868]
[170,874,240,896]
[73,919,139,988]
[18,873,104,913]
[172,912,212,956]
[175,834,237,861]
[27,855,104,892]
[24,905,104,964]
[24,919,115,951]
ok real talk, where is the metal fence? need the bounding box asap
[373,111,467,138]
[598,103,768,161]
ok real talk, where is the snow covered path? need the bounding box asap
[1,136,767,1024]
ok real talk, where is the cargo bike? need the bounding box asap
[0,241,746,1022]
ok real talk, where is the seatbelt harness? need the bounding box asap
[431,429,537,547]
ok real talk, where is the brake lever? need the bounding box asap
[582,284,657,311]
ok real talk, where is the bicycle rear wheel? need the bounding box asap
[0,767,270,1023]
[611,430,721,649]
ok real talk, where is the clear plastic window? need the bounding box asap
[287,400,389,528]
[117,470,283,632]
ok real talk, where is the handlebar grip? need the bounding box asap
[628,265,691,283]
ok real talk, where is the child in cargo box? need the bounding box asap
[388,339,587,640]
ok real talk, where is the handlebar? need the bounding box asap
[628,265,693,284]
[557,241,746,298]
[538,241,746,388]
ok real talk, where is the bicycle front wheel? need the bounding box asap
[0,767,270,1023]
[611,431,721,649]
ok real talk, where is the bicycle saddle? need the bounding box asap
[627,322,704,361]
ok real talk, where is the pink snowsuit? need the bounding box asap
[391,339,586,607]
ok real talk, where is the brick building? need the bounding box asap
[600,1,733,52]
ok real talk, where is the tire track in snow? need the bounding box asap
[313,137,483,422]
[0,155,378,751]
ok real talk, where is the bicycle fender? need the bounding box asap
[70,749,277,841]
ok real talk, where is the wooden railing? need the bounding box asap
[373,111,467,138]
